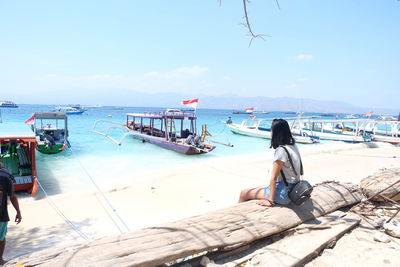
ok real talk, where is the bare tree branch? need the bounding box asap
[219,0,282,46]
[242,0,268,46]
[275,0,281,10]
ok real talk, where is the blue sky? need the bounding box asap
[0,1,399,110]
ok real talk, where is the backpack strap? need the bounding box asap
[279,146,304,186]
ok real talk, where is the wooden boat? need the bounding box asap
[0,123,38,195]
[94,109,216,155]
[0,100,18,108]
[31,112,69,154]
[225,116,320,144]
[298,119,372,143]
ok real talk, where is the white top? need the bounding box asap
[274,144,302,184]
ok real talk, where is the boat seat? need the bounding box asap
[14,176,32,185]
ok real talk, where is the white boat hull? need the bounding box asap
[297,129,370,143]
[227,123,318,144]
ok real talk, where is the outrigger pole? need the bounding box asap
[92,120,131,145]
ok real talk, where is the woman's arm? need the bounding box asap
[268,160,284,203]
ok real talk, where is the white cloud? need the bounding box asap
[222,76,231,80]
[294,54,314,60]
[47,74,57,77]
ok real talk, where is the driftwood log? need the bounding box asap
[7,182,362,267]
[360,168,400,201]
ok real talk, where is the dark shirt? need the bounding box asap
[0,168,14,222]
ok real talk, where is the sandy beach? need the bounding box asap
[4,142,400,264]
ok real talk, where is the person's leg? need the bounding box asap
[0,239,5,265]
[238,186,267,202]
[0,222,8,265]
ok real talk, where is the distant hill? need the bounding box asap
[34,89,397,115]
[104,92,397,115]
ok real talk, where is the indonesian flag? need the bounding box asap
[363,111,373,117]
[180,98,199,109]
[24,115,35,124]
[245,107,254,113]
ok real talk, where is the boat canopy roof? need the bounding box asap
[0,122,35,140]
[34,112,67,120]
[308,118,374,123]
[126,110,197,120]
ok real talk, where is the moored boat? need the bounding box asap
[27,112,69,154]
[0,101,18,108]
[233,107,254,114]
[54,105,86,115]
[225,116,320,144]
[0,123,38,195]
[94,109,216,155]
[362,119,400,144]
[298,119,372,143]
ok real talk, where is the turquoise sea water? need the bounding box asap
[1,105,335,198]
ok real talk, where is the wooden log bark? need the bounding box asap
[360,168,400,201]
[7,182,362,267]
[216,211,361,267]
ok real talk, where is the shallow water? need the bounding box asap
[1,105,336,198]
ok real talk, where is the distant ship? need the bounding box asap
[0,100,18,108]
[233,107,254,114]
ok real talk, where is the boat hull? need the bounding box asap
[227,123,319,144]
[372,135,400,144]
[36,143,65,154]
[299,128,371,143]
[0,105,18,108]
[128,130,215,155]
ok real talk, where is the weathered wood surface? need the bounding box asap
[7,182,362,267]
[360,168,400,201]
[217,212,361,267]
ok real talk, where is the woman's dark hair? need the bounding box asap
[270,119,295,149]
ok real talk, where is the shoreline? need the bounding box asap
[5,142,400,261]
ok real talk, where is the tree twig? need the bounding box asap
[242,0,269,46]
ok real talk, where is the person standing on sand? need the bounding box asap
[238,119,302,206]
[0,161,22,265]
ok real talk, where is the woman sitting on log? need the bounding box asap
[239,119,302,206]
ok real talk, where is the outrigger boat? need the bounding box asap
[298,119,372,143]
[29,112,70,154]
[224,116,320,144]
[0,123,38,195]
[93,109,216,155]
[362,119,400,144]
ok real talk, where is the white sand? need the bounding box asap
[4,142,400,262]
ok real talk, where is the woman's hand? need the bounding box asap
[256,199,273,207]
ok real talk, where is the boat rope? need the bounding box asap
[68,146,130,233]
[36,178,90,241]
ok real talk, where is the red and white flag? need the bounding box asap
[24,115,35,124]
[363,111,373,117]
[180,98,199,109]
[245,107,254,113]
